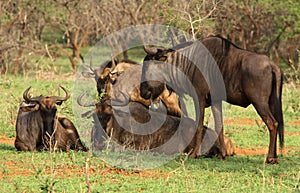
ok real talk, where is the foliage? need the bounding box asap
[1,0,299,74]
[161,0,219,40]
[215,0,299,65]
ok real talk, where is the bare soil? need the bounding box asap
[0,134,14,146]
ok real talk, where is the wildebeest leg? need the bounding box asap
[190,102,205,158]
[58,118,88,151]
[211,102,226,159]
[252,103,278,164]
[15,140,29,151]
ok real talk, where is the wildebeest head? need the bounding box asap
[140,46,170,100]
[141,42,195,101]
[21,86,70,134]
[84,58,138,97]
[84,59,117,95]
[77,92,112,124]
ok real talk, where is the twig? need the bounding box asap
[30,153,39,173]
[85,150,92,193]
[175,1,218,40]
[45,44,53,61]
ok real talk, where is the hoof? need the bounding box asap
[218,154,226,160]
[189,152,198,158]
[265,157,278,164]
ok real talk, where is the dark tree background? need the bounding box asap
[0,0,299,74]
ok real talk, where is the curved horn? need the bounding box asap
[111,55,116,69]
[89,56,95,73]
[143,45,158,55]
[77,91,95,107]
[23,86,32,102]
[52,86,70,102]
[23,86,41,103]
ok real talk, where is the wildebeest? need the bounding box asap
[78,93,234,156]
[85,59,139,96]
[199,126,235,157]
[85,59,183,117]
[140,35,283,163]
[15,86,88,152]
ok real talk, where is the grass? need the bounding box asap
[0,64,300,192]
[0,150,299,192]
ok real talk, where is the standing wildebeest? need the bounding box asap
[85,59,183,117]
[140,36,284,164]
[15,86,88,152]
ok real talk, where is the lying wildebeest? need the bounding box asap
[15,86,88,152]
[78,93,235,156]
[140,35,283,164]
[199,126,235,157]
[85,59,183,117]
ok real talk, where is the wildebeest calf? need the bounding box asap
[15,86,88,152]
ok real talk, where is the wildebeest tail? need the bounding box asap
[271,64,284,149]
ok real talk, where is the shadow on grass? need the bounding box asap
[0,144,16,151]
[170,153,300,174]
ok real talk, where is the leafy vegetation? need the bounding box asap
[1,0,299,74]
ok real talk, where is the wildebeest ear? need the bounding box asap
[144,45,158,55]
[19,101,39,112]
[56,101,63,105]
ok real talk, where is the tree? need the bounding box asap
[0,0,47,74]
[0,0,168,74]
[161,0,219,40]
[1,0,299,75]
[215,0,299,65]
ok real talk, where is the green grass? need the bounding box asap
[0,71,299,192]
[0,149,299,192]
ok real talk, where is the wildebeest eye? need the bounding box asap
[158,56,167,62]
[56,101,63,105]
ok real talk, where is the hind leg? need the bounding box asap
[252,102,279,164]
[58,118,88,151]
[269,95,284,151]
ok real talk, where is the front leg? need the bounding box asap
[190,103,205,158]
[211,102,226,159]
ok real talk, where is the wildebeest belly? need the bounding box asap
[226,92,251,108]
[205,90,251,108]
[223,78,251,107]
